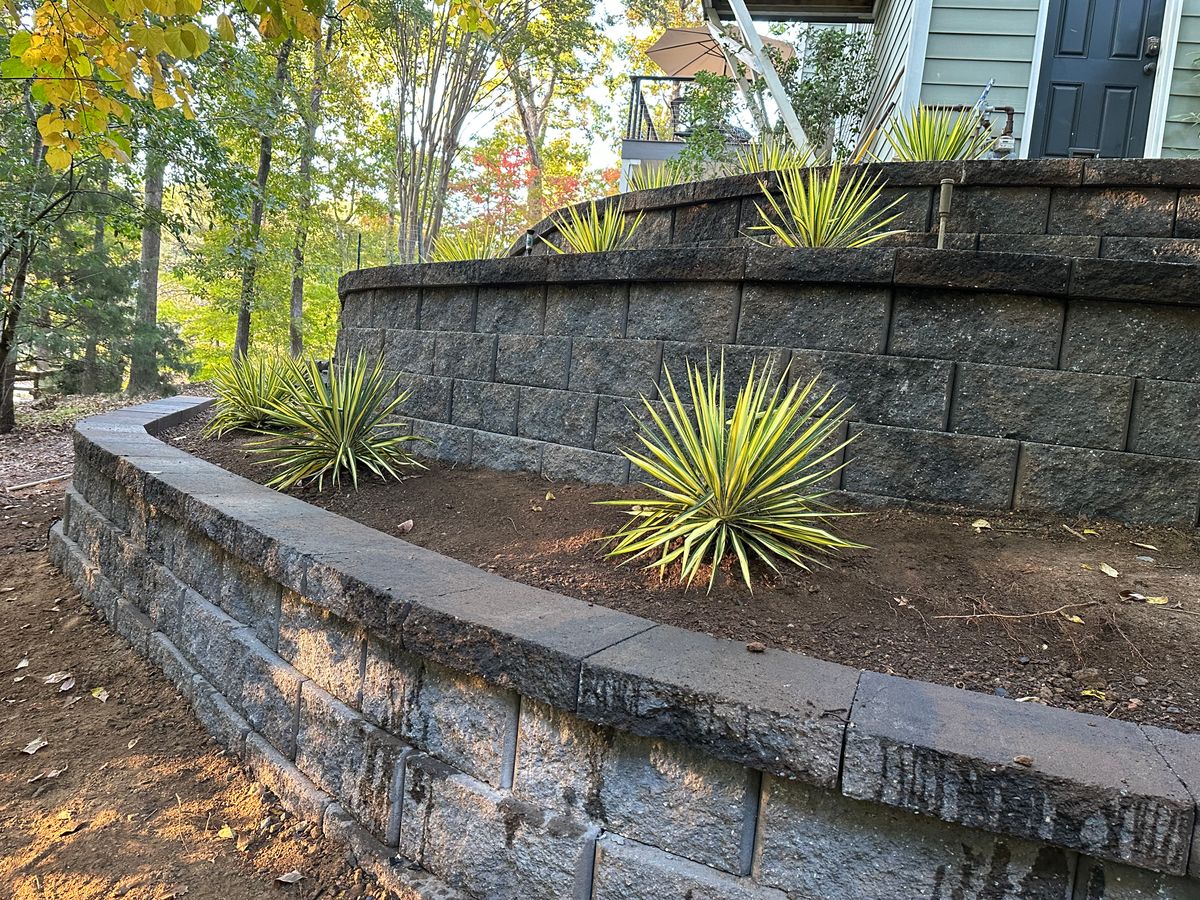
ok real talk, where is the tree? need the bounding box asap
[128,149,165,393]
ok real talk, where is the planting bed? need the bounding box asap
[169,415,1200,733]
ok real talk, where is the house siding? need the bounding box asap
[917,0,1041,157]
[858,0,916,158]
[1163,0,1200,157]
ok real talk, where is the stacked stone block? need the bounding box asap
[50,399,1200,898]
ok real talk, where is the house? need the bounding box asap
[696,0,1200,159]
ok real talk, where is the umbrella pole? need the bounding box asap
[724,0,808,149]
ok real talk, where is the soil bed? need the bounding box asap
[169,416,1200,733]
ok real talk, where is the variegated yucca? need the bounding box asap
[205,354,290,437]
[627,163,688,192]
[250,351,425,490]
[747,162,904,249]
[600,357,862,592]
[729,133,813,176]
[430,222,503,262]
[880,105,994,162]
[543,200,644,254]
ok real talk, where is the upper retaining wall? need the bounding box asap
[338,245,1200,526]
[514,158,1200,263]
[50,398,1200,899]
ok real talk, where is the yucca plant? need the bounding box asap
[729,133,813,176]
[205,355,291,437]
[881,105,994,162]
[543,200,645,254]
[430,222,502,262]
[747,163,905,249]
[600,357,862,592]
[627,163,688,192]
[250,352,425,491]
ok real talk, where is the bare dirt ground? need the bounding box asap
[0,400,386,900]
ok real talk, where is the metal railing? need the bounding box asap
[625,75,695,143]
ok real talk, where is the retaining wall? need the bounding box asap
[514,158,1200,263]
[51,398,1200,899]
[338,245,1200,526]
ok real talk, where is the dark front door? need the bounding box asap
[1030,0,1166,157]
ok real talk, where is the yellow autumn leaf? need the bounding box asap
[43,145,71,170]
[1099,563,1119,578]
[1146,596,1170,605]
[217,13,236,41]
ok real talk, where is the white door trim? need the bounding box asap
[1019,0,1054,158]
[900,0,934,110]
[1145,0,1184,156]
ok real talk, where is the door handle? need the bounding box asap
[1145,35,1160,57]
[1144,61,1157,75]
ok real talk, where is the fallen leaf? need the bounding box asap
[15,658,28,671]
[1082,528,1099,536]
[970,518,991,534]
[1062,613,1085,625]
[28,765,67,784]
[127,737,140,750]
[62,695,81,709]
[397,519,413,534]
[1133,542,1159,551]
[276,870,304,885]
[1147,596,1170,605]
[13,675,25,683]
[1080,688,1107,700]
[1080,563,1093,570]
[1012,755,1034,767]
[42,671,71,685]
[745,641,766,653]
[58,677,75,693]
[545,491,556,501]
[91,687,109,702]
[1120,590,1147,602]
[1099,563,1119,578]
[21,737,48,754]
[217,824,236,840]
[530,504,542,512]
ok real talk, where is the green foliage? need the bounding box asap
[674,72,737,177]
[747,163,904,249]
[771,28,875,162]
[205,354,290,437]
[544,201,644,253]
[430,222,503,262]
[626,162,690,192]
[881,105,994,162]
[601,356,861,592]
[729,132,813,176]
[250,352,425,490]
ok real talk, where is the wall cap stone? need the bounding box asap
[68,397,1200,878]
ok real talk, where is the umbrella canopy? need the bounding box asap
[645,26,794,78]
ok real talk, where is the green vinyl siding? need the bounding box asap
[860,0,916,157]
[1163,0,1200,156]
[918,0,1041,156]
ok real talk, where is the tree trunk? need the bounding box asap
[128,151,166,394]
[234,39,292,360]
[289,30,327,358]
[80,164,110,396]
[0,240,32,434]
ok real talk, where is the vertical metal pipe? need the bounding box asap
[937,179,954,250]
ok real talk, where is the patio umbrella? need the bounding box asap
[645,26,794,78]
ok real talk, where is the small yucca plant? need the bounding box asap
[881,105,994,162]
[730,133,813,176]
[250,352,425,491]
[627,163,688,192]
[748,163,904,249]
[543,200,645,254]
[600,357,862,592]
[430,222,502,262]
[205,355,290,437]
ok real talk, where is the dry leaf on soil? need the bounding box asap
[91,687,109,702]
[1099,563,1119,578]
[276,870,304,885]
[970,518,991,533]
[42,671,71,684]
[58,677,74,692]
[15,657,28,670]
[21,737,48,754]
[217,824,235,840]
[1133,542,1159,551]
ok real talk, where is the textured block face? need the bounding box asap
[191,675,249,755]
[218,554,284,649]
[737,283,888,353]
[361,636,422,733]
[514,700,756,874]
[399,755,596,900]
[410,421,473,465]
[541,445,628,484]
[278,592,365,709]
[660,343,789,393]
[1062,301,1200,382]
[382,328,435,375]
[544,282,626,337]
[431,332,496,381]
[231,629,305,760]
[672,199,740,244]
[496,334,571,389]
[889,289,1063,368]
[451,380,518,435]
[754,778,1075,900]
[592,836,785,900]
[951,364,1132,450]
[476,284,543,334]
[245,732,330,825]
[296,682,409,843]
[395,373,451,422]
[405,660,518,788]
[627,282,738,343]
[946,186,1051,234]
[517,387,597,448]
[1178,190,1200,238]
[568,338,661,398]
[1049,187,1177,236]
[374,287,419,329]
[470,431,543,473]
[419,287,474,332]
[1075,857,1200,899]
[1014,443,1200,525]
[843,425,1019,508]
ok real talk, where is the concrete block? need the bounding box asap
[395,374,451,422]
[946,185,1051,234]
[419,287,474,332]
[168,529,225,599]
[451,380,518,434]
[569,338,660,398]
[517,387,597,448]
[382,329,436,375]
[114,596,153,655]
[592,835,785,900]
[541,445,628,485]
[278,591,365,708]
[843,424,1019,508]
[889,288,1064,369]
[218,554,284,649]
[737,283,889,353]
[245,731,331,825]
[476,284,543,334]
[660,342,790,395]
[147,631,198,698]
[190,674,250,756]
[361,635,423,732]
[1049,187,1177,237]
[673,199,740,244]
[755,777,1076,899]
[496,334,571,389]
[1075,857,1200,899]
[470,431,543,474]
[545,283,626,337]
[409,420,472,465]
[231,628,306,760]
[1062,300,1200,382]
[431,331,496,381]
[627,281,738,343]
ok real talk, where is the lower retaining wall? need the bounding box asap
[52,398,1200,900]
